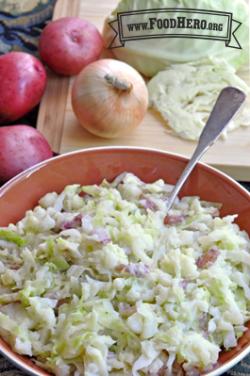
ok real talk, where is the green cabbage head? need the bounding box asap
[103,0,249,77]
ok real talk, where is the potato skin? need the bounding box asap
[39,17,103,76]
[0,52,47,124]
[0,125,53,182]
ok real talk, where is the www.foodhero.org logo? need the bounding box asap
[130,15,224,32]
[108,8,242,49]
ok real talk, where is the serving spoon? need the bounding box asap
[166,86,246,212]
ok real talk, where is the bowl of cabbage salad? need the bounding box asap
[0,152,249,376]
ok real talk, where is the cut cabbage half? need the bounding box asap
[148,59,250,140]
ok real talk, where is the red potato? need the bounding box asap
[0,125,53,182]
[39,17,103,76]
[0,52,47,123]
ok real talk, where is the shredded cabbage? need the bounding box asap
[147,58,250,140]
[0,173,249,375]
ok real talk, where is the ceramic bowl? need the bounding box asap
[0,147,249,376]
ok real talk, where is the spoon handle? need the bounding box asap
[166,86,246,212]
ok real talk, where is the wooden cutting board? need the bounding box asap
[37,0,250,181]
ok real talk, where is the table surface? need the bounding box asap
[0,0,249,375]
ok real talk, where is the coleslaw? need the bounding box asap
[0,173,249,375]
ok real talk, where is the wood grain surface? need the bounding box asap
[37,0,250,180]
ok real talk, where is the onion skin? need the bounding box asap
[71,59,148,138]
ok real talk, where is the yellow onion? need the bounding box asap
[71,59,148,138]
